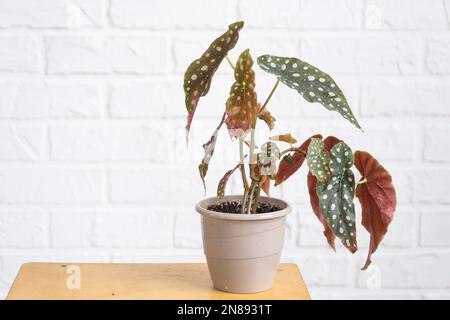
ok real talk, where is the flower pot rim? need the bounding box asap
[196,195,291,221]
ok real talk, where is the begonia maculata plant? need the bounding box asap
[183,21,397,270]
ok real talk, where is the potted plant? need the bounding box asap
[184,21,397,293]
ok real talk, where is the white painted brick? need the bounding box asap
[311,287,420,300]
[93,210,173,248]
[239,0,359,29]
[0,212,46,248]
[421,290,450,299]
[174,210,202,248]
[0,36,42,72]
[0,169,104,204]
[50,124,171,162]
[0,125,46,160]
[361,80,450,117]
[285,254,350,286]
[110,0,233,29]
[302,37,420,75]
[424,127,450,162]
[327,124,417,161]
[420,212,450,247]
[382,210,417,248]
[109,80,183,118]
[51,211,94,247]
[0,80,101,119]
[0,0,105,28]
[47,36,168,74]
[110,167,204,205]
[357,252,450,288]
[412,169,450,203]
[426,38,450,75]
[112,252,205,263]
[365,0,448,30]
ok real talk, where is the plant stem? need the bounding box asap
[239,137,249,191]
[258,79,280,115]
[279,147,306,158]
[225,55,235,70]
[356,177,368,185]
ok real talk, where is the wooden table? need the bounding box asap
[7,263,310,300]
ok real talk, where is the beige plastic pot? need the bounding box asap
[196,195,291,293]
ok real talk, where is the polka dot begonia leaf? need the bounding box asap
[216,158,246,204]
[184,21,244,142]
[256,55,362,131]
[198,115,225,193]
[306,136,341,251]
[316,142,357,253]
[225,49,258,138]
[306,138,332,183]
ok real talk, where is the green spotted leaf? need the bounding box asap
[198,114,225,192]
[184,21,244,142]
[257,55,362,130]
[316,142,357,253]
[225,49,258,138]
[217,156,247,203]
[306,138,331,183]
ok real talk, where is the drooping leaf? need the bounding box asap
[184,21,244,142]
[306,138,332,183]
[270,133,297,144]
[225,49,259,138]
[306,135,341,250]
[198,113,225,192]
[316,142,357,253]
[257,55,362,130]
[307,173,336,251]
[217,156,247,203]
[258,107,276,130]
[354,151,396,270]
[275,134,322,186]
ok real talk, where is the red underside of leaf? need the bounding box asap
[307,172,336,251]
[274,134,322,186]
[354,150,397,270]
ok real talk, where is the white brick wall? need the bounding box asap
[0,0,449,300]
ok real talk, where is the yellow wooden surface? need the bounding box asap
[7,263,310,300]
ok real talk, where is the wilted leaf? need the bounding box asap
[306,136,341,250]
[225,49,259,138]
[307,173,336,251]
[184,21,244,142]
[306,138,332,183]
[275,134,322,186]
[354,151,396,270]
[258,108,276,130]
[270,133,297,144]
[257,55,362,130]
[198,113,225,192]
[217,156,247,203]
[316,142,357,253]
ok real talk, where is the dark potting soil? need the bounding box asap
[207,201,281,214]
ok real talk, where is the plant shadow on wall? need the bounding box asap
[183,21,397,292]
